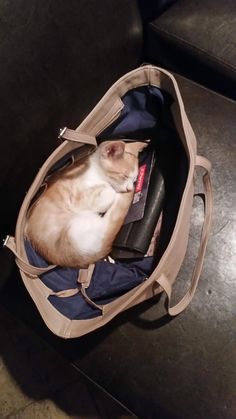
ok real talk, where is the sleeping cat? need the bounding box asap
[25,140,147,268]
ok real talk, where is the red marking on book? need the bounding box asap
[135,164,146,193]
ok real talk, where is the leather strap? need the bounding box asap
[80,285,104,312]
[78,264,96,288]
[4,152,212,315]
[4,236,56,276]
[4,236,100,309]
[3,129,96,277]
[50,266,101,310]
[50,288,79,297]
[156,155,213,315]
[77,264,103,310]
[59,128,97,146]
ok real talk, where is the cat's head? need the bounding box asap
[97,140,148,192]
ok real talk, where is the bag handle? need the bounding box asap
[4,153,212,315]
[3,130,97,276]
[156,155,213,315]
[3,236,56,276]
[58,128,97,145]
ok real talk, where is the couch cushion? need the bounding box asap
[147,0,236,99]
[137,0,177,23]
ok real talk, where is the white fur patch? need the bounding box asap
[97,187,116,212]
[82,158,106,188]
[68,212,104,256]
[121,168,138,192]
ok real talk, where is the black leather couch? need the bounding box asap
[0,1,235,418]
[146,0,236,99]
[0,0,143,237]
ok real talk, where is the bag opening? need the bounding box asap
[25,85,189,321]
[98,85,189,263]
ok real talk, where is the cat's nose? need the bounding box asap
[133,170,138,182]
[125,179,134,191]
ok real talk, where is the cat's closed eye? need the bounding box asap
[121,173,129,179]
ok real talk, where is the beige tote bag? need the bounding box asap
[4,65,213,338]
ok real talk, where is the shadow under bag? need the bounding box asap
[4,65,213,338]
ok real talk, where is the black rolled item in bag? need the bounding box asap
[112,154,165,259]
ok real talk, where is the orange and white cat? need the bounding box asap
[25,140,147,268]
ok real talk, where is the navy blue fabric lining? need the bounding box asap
[25,241,153,320]
[25,86,178,321]
[99,86,174,141]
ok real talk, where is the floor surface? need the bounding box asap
[0,305,135,418]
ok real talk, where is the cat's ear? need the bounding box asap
[100,141,125,159]
[125,141,149,156]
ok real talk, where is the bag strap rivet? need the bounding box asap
[58,126,67,140]
[2,235,10,247]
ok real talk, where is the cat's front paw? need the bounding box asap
[97,187,116,213]
[116,178,135,193]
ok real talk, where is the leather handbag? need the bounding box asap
[4,65,213,338]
